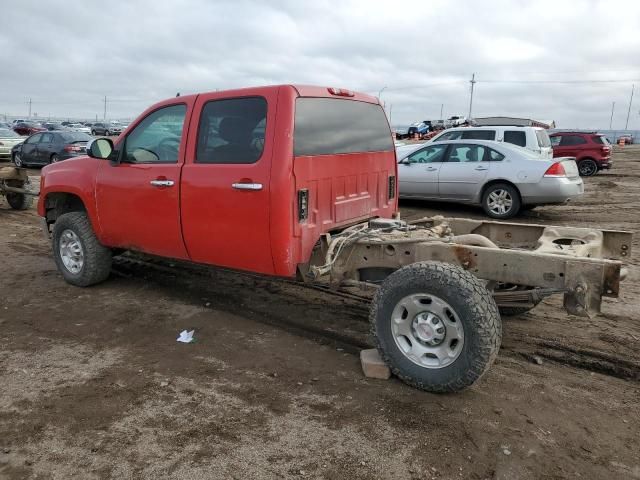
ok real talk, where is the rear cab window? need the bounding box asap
[294,98,393,156]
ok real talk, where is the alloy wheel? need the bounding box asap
[487,189,513,216]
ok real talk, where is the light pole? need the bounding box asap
[625,84,634,130]
[468,73,476,120]
[609,101,615,129]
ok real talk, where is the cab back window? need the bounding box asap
[294,98,393,156]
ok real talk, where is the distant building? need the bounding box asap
[473,116,556,129]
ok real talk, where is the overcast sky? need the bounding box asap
[1,0,639,128]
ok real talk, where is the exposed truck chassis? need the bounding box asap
[308,216,631,317]
[0,167,36,211]
[301,216,631,393]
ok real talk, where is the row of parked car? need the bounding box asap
[395,116,468,139]
[1,119,128,137]
[0,119,129,165]
[394,126,614,218]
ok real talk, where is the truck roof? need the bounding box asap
[153,85,380,108]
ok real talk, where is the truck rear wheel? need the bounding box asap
[370,261,501,393]
[52,212,112,287]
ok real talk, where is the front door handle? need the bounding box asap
[425,166,438,171]
[474,166,489,171]
[232,183,263,191]
[150,179,175,187]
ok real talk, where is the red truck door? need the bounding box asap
[95,100,194,259]
[180,89,276,274]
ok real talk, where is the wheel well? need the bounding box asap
[480,180,521,204]
[44,193,86,224]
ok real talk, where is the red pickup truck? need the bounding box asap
[37,85,631,393]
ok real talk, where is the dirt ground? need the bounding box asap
[1,147,639,480]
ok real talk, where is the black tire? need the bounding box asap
[91,130,96,136]
[481,183,521,219]
[6,192,33,210]
[5,179,33,210]
[370,261,502,393]
[105,130,110,136]
[52,212,112,287]
[577,158,598,177]
[51,154,60,163]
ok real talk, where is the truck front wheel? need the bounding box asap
[370,261,501,393]
[52,212,112,287]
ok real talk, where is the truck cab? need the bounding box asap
[38,85,397,281]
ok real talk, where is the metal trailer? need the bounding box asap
[304,216,631,392]
[0,166,36,210]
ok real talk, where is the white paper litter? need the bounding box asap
[177,330,195,343]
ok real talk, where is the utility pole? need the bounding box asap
[468,73,476,120]
[609,102,615,129]
[103,96,107,120]
[625,84,634,130]
[27,98,32,118]
[440,103,443,120]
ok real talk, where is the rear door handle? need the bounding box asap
[150,179,175,187]
[232,183,263,191]
[425,166,438,171]
[474,166,489,171]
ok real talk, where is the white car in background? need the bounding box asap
[429,126,553,159]
[67,123,92,134]
[396,139,583,219]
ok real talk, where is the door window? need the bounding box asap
[123,104,186,163]
[406,145,448,164]
[447,144,485,162]
[559,135,587,146]
[503,130,526,147]
[196,97,267,164]
[550,136,561,146]
[25,134,42,144]
[40,133,54,143]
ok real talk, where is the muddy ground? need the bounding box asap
[1,147,639,480]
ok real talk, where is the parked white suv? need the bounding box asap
[429,126,553,158]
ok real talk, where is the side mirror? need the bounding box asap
[87,138,114,160]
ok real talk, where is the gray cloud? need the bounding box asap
[1,0,639,128]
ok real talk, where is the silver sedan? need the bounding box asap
[396,140,583,219]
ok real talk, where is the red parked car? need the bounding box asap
[13,121,46,136]
[549,132,612,176]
